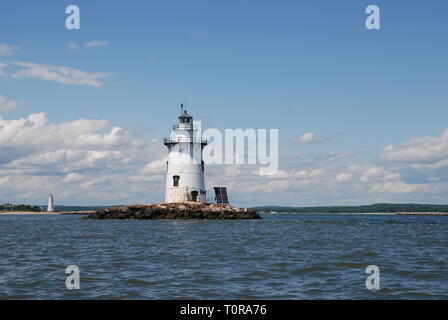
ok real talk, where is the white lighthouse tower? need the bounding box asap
[47,194,54,212]
[164,105,207,203]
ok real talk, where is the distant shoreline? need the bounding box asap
[0,211,61,215]
[255,203,448,215]
[2,211,448,216]
[262,211,448,215]
[0,211,94,215]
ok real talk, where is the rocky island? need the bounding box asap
[87,202,261,220]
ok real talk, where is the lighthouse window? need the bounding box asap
[173,175,180,187]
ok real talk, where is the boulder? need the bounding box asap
[88,202,261,220]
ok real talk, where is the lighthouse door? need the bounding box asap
[191,190,198,202]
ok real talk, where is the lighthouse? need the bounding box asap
[163,105,208,203]
[47,194,54,212]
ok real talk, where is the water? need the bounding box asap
[0,213,447,299]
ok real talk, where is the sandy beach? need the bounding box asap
[396,212,448,216]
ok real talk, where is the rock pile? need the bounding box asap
[88,202,261,220]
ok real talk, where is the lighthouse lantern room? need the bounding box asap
[163,105,207,203]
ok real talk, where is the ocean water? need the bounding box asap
[0,213,447,299]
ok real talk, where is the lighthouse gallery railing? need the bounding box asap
[163,137,208,145]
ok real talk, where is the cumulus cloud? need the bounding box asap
[0,43,18,56]
[0,113,107,154]
[11,61,111,87]
[381,130,448,164]
[360,166,400,182]
[142,158,167,174]
[378,129,448,185]
[2,114,448,206]
[294,132,319,145]
[0,95,17,113]
[84,40,109,48]
[0,114,146,170]
[336,173,353,183]
[0,113,166,204]
[63,173,83,183]
[309,168,326,178]
[370,182,430,194]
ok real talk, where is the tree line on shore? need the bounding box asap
[253,203,448,213]
[0,204,114,212]
[0,203,42,212]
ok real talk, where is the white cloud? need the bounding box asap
[11,61,111,87]
[0,113,147,168]
[294,170,308,178]
[73,127,132,148]
[294,132,319,145]
[142,158,167,174]
[0,95,17,113]
[427,159,448,170]
[220,131,448,204]
[336,173,353,183]
[381,130,448,164]
[370,182,428,194]
[0,113,166,204]
[265,169,290,179]
[309,168,326,178]
[360,166,400,182]
[322,151,354,162]
[66,43,79,51]
[378,129,448,185]
[0,43,18,56]
[63,173,83,182]
[84,40,109,48]
[65,41,109,51]
[2,115,448,207]
[0,113,107,150]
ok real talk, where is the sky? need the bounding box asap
[1,0,448,207]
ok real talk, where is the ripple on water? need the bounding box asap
[1,213,447,299]
[290,265,330,275]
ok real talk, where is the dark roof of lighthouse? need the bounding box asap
[179,110,192,118]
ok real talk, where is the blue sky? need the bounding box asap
[1,0,448,206]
